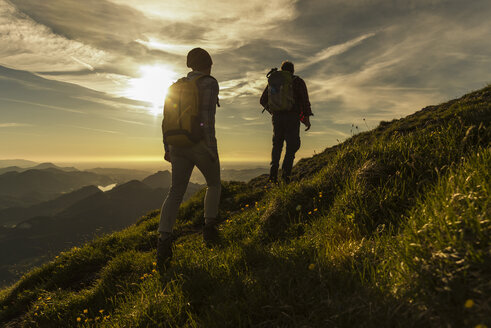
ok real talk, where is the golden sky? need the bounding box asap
[1,0,490,167]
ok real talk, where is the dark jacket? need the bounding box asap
[260,74,312,117]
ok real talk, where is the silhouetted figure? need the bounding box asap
[157,48,221,271]
[260,61,312,183]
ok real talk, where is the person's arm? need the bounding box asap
[295,78,312,131]
[200,77,220,160]
[296,78,312,116]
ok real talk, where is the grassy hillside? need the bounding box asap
[1,86,489,327]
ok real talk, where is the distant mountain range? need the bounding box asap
[85,167,152,183]
[0,170,201,285]
[0,159,38,168]
[0,162,78,175]
[0,167,113,209]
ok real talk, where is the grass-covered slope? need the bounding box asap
[1,86,490,327]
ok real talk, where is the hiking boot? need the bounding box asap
[156,236,173,272]
[203,221,219,246]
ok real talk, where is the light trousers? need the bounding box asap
[159,141,221,233]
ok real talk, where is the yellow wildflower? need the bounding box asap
[308,211,312,215]
[308,263,316,270]
[314,208,318,212]
[77,317,81,322]
[83,309,88,314]
[152,262,157,266]
[465,299,475,308]
[99,309,104,314]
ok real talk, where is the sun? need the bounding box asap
[125,65,178,115]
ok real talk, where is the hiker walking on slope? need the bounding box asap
[260,61,313,183]
[157,48,221,270]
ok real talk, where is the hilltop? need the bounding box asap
[0,86,489,327]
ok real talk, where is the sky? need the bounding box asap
[1,0,490,169]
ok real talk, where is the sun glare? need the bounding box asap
[125,65,178,115]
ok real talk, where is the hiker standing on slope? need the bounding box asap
[157,48,221,270]
[260,61,312,183]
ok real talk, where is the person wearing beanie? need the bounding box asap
[157,48,221,271]
[260,60,313,183]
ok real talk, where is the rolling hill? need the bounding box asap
[0,86,489,327]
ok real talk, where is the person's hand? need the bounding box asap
[164,151,171,163]
[304,116,311,131]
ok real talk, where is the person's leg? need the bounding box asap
[192,142,221,243]
[270,114,285,182]
[282,114,301,182]
[159,151,194,234]
[157,149,194,269]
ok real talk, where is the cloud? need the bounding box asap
[0,97,85,114]
[300,33,376,69]
[0,122,33,128]
[0,1,109,73]
[65,125,120,134]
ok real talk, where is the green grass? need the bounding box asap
[1,86,490,327]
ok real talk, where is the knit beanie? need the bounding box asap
[186,48,213,70]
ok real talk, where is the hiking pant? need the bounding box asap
[159,141,221,233]
[270,112,301,180]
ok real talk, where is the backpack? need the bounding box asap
[162,75,211,147]
[267,68,296,112]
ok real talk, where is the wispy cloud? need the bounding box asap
[0,1,109,73]
[0,123,33,128]
[300,33,376,69]
[0,97,85,114]
[65,125,120,134]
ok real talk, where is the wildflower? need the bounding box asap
[83,309,88,314]
[38,296,42,300]
[308,263,316,270]
[46,297,51,301]
[308,211,312,215]
[475,324,487,328]
[314,208,318,212]
[245,204,249,207]
[465,299,475,308]
[152,262,157,266]
[152,269,157,273]
[34,313,38,316]
[99,309,104,314]
[77,317,81,322]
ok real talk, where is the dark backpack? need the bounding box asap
[162,75,213,147]
[267,68,296,112]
